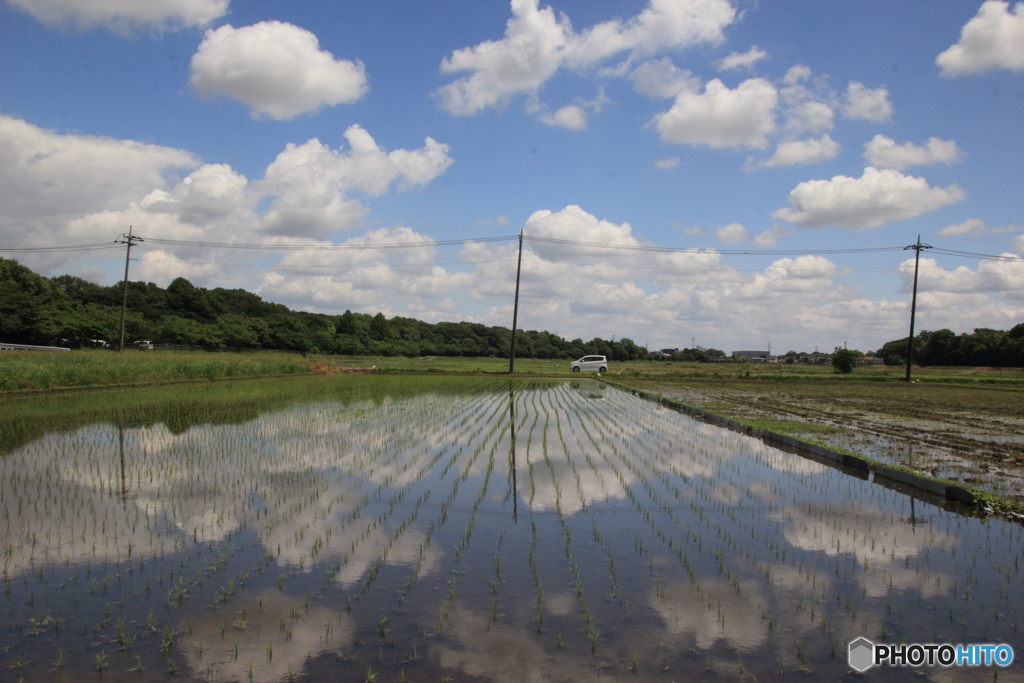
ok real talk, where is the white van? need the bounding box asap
[570,355,608,373]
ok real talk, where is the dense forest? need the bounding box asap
[878,326,1024,368]
[0,257,657,359]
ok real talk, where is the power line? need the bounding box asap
[3,233,1020,263]
[141,235,518,250]
[522,235,905,256]
[0,243,121,252]
[929,248,1024,262]
[139,258,511,268]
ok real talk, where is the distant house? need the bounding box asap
[858,356,884,365]
[731,350,769,360]
[660,348,679,355]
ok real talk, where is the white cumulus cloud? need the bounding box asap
[141,163,250,225]
[842,82,892,122]
[938,218,988,236]
[7,0,227,34]
[630,57,702,97]
[0,114,198,229]
[903,255,1024,298]
[863,135,964,169]
[654,78,778,149]
[937,0,1024,76]
[435,0,735,116]
[1,114,454,284]
[258,125,453,236]
[746,134,840,170]
[736,255,837,298]
[715,222,747,243]
[540,105,588,129]
[190,21,368,120]
[936,219,1022,237]
[567,0,736,65]
[754,225,786,247]
[773,167,966,229]
[654,157,680,169]
[717,46,767,71]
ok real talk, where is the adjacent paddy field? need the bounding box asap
[608,373,1024,502]
[1,375,1022,682]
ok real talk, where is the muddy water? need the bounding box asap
[1,377,1021,682]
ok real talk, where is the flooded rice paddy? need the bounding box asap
[1,376,1022,682]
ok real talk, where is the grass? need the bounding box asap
[6,349,1023,391]
[0,348,311,392]
[744,419,847,434]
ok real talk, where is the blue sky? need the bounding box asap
[1,0,1022,353]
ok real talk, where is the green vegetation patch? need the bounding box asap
[0,349,311,392]
[746,419,847,434]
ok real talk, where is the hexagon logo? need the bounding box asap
[848,637,875,672]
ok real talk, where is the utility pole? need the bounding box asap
[903,235,932,382]
[115,226,144,352]
[508,230,524,373]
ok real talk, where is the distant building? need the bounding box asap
[660,348,679,355]
[732,350,769,360]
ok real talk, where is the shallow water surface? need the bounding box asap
[1,377,1021,682]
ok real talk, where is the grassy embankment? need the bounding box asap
[0,348,311,392]
[7,349,1024,390]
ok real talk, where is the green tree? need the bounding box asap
[831,347,858,373]
[166,277,219,322]
[0,257,73,341]
[369,312,393,341]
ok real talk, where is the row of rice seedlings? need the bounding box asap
[528,516,545,634]
[534,400,602,649]
[436,433,503,636]
[486,527,506,629]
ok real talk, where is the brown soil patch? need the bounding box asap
[307,362,373,375]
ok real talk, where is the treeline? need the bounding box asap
[0,257,652,359]
[879,326,1024,367]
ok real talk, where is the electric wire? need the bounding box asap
[3,234,1022,265]
[521,234,906,255]
[0,243,121,253]
[141,235,518,250]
